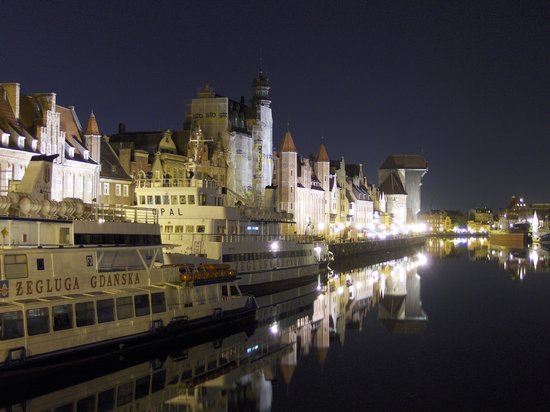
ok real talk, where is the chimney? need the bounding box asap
[1,83,20,120]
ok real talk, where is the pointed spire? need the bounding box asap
[280,130,297,153]
[85,111,100,136]
[315,142,329,162]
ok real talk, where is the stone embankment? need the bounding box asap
[328,235,428,259]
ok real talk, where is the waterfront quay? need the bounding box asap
[328,234,428,258]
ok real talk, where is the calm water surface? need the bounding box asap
[3,238,550,411]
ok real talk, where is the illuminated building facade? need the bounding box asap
[0,83,100,202]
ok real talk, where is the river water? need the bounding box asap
[3,238,550,411]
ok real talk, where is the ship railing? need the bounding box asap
[94,204,158,224]
[134,177,218,190]
[163,233,315,244]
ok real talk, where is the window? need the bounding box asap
[139,195,145,205]
[123,185,129,197]
[171,195,178,205]
[135,376,151,399]
[197,225,205,233]
[163,195,169,204]
[75,301,95,327]
[4,254,28,279]
[52,304,73,331]
[102,183,109,196]
[26,307,49,335]
[155,195,161,204]
[200,194,207,205]
[117,381,134,406]
[180,195,186,205]
[97,299,115,323]
[36,258,45,271]
[134,294,150,317]
[175,225,184,233]
[188,195,195,205]
[0,310,24,340]
[116,296,134,320]
[115,184,121,196]
[151,370,166,393]
[151,292,166,314]
[98,389,115,411]
[186,225,194,233]
[164,225,173,233]
[147,196,153,205]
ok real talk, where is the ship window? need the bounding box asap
[163,195,169,204]
[171,195,178,204]
[134,294,150,317]
[195,363,205,374]
[123,185,129,197]
[117,381,134,406]
[98,388,115,410]
[175,225,184,233]
[139,195,145,205]
[164,225,173,233]
[180,195,186,204]
[186,225,194,233]
[151,292,166,313]
[116,296,134,320]
[52,304,73,331]
[4,254,28,279]
[26,307,49,335]
[36,258,45,271]
[135,375,151,399]
[97,298,115,323]
[76,301,95,327]
[147,196,153,205]
[200,194,207,205]
[155,195,161,204]
[0,310,23,340]
[77,396,96,411]
[197,225,205,233]
[188,195,195,205]
[151,370,166,393]
[230,286,239,296]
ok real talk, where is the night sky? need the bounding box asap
[2,0,548,212]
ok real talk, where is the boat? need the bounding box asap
[0,155,257,376]
[489,222,532,248]
[133,128,321,295]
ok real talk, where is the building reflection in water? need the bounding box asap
[3,254,431,411]
[425,237,550,280]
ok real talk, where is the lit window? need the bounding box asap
[115,184,121,196]
[103,183,109,195]
[123,185,129,197]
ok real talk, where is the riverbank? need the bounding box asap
[328,235,428,259]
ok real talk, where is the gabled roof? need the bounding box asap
[379,172,407,195]
[379,155,428,170]
[101,138,132,180]
[315,143,329,162]
[280,131,297,152]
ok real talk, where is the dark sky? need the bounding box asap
[2,0,548,212]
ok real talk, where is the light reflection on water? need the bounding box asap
[4,238,550,411]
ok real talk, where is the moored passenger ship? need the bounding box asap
[134,173,322,295]
[0,177,256,375]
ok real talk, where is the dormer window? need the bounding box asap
[1,133,9,146]
[18,136,25,149]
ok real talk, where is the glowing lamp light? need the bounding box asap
[337,286,344,295]
[270,241,279,252]
[270,323,279,335]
